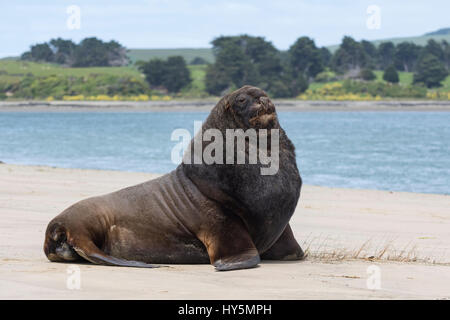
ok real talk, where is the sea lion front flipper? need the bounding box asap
[261,224,305,261]
[71,238,159,268]
[198,214,260,271]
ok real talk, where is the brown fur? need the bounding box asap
[44,86,304,271]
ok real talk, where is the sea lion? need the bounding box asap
[44,85,304,271]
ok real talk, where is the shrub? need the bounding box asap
[359,68,376,81]
[383,65,399,83]
[413,53,448,88]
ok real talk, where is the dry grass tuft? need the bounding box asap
[300,233,448,265]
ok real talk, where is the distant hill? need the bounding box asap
[425,28,450,36]
[326,28,450,52]
[127,28,450,63]
[5,28,449,63]
[127,48,214,64]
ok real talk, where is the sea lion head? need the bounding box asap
[44,221,79,262]
[223,85,279,130]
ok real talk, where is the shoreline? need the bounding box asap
[0,163,449,299]
[1,100,450,112]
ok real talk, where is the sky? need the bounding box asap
[0,0,449,57]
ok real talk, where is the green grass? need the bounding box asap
[127,48,214,64]
[437,74,450,91]
[188,64,207,91]
[0,60,142,79]
[373,70,413,85]
[1,59,448,100]
[180,64,208,97]
[374,70,450,91]
[308,70,449,96]
[308,81,336,91]
[0,60,210,99]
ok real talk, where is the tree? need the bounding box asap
[319,47,332,67]
[394,42,421,72]
[331,36,367,74]
[377,42,395,69]
[359,68,376,81]
[140,58,166,87]
[72,37,110,67]
[288,36,324,79]
[139,56,191,93]
[210,39,257,90]
[442,40,450,70]
[190,57,207,65]
[423,39,444,62]
[205,62,232,96]
[383,65,399,83]
[205,34,309,97]
[21,37,128,67]
[22,43,54,62]
[163,56,191,92]
[361,40,378,68]
[49,38,76,65]
[206,35,286,95]
[104,40,129,66]
[413,53,448,88]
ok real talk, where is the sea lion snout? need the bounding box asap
[250,96,275,115]
[44,223,79,262]
[248,96,277,128]
[258,96,274,112]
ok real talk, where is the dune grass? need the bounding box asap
[301,234,448,265]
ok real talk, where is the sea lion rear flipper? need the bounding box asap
[261,224,305,261]
[198,215,260,271]
[72,239,159,268]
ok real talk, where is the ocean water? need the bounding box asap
[0,111,449,195]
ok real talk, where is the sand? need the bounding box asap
[0,163,449,299]
[1,100,450,112]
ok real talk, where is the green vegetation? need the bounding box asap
[182,64,208,97]
[359,68,376,81]
[205,35,309,98]
[126,29,450,62]
[0,59,141,78]
[298,81,427,100]
[413,53,448,88]
[326,34,450,53]
[138,56,191,93]
[127,48,214,64]
[0,60,149,100]
[21,37,129,67]
[189,57,208,65]
[383,65,400,83]
[1,31,450,101]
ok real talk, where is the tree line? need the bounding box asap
[20,35,449,96]
[203,35,449,97]
[21,37,129,67]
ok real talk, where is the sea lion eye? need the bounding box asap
[238,96,246,104]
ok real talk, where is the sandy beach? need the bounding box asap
[0,163,449,299]
[1,100,450,112]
